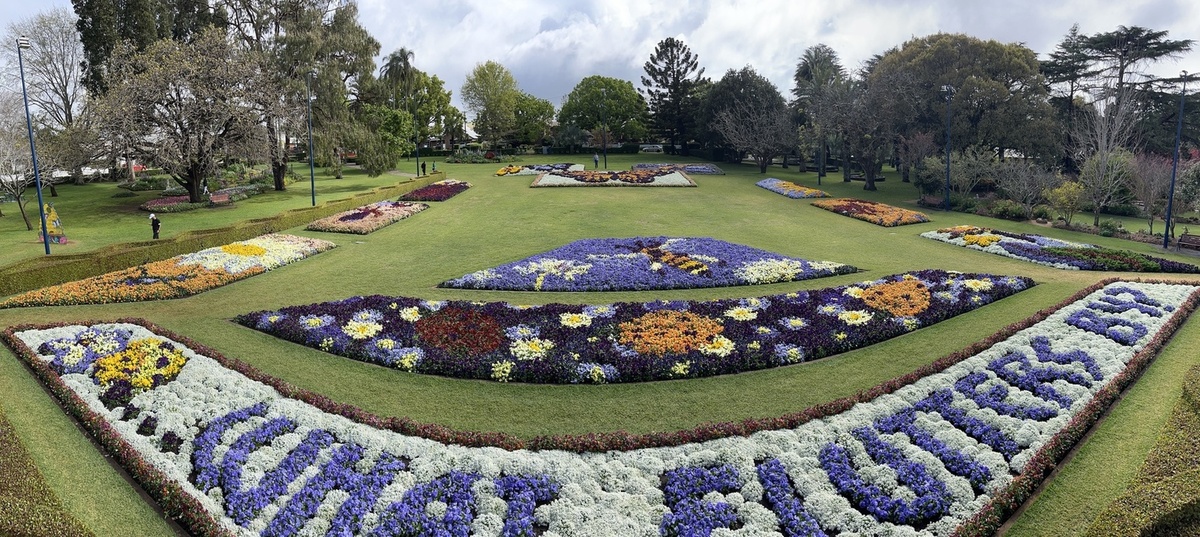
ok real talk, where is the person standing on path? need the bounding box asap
[421,161,427,176]
[150,214,161,239]
[593,153,599,169]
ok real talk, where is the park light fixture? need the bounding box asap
[942,84,954,212]
[1163,70,1189,249]
[17,35,51,255]
[305,71,316,207]
[600,86,608,169]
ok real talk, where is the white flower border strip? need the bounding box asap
[6,280,1198,537]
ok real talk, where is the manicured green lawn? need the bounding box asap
[1,153,1198,535]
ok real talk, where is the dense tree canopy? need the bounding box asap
[461,60,519,149]
[870,33,1059,163]
[558,75,649,143]
[641,37,706,155]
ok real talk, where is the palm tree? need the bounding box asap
[379,47,416,108]
[792,44,846,181]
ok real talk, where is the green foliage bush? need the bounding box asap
[0,174,441,297]
[1084,366,1200,536]
[1098,219,1124,237]
[988,199,1027,220]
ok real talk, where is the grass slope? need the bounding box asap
[1,154,1198,535]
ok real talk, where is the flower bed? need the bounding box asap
[305,201,428,234]
[8,280,1195,536]
[240,270,1030,384]
[632,163,725,175]
[812,198,932,227]
[396,179,471,202]
[441,237,857,291]
[530,169,696,187]
[495,163,583,176]
[0,234,335,308]
[756,178,830,199]
[139,195,212,213]
[922,225,1200,273]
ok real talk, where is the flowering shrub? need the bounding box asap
[632,163,725,175]
[397,179,472,202]
[239,270,1032,384]
[530,169,696,187]
[756,178,830,199]
[305,201,428,234]
[0,234,335,308]
[7,280,1196,536]
[811,198,932,227]
[441,237,857,291]
[495,163,583,175]
[922,225,1200,272]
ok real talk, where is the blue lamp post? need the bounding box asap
[305,71,316,207]
[17,35,50,255]
[600,86,608,169]
[1163,70,1189,249]
[942,84,954,212]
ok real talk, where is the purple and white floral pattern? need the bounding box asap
[922,225,1200,272]
[441,237,857,291]
[241,271,1029,384]
[12,281,1197,535]
[632,163,725,175]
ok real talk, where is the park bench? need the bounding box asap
[1176,230,1200,252]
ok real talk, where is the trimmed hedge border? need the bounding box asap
[0,410,94,537]
[1082,365,1200,536]
[0,173,441,298]
[4,279,1197,535]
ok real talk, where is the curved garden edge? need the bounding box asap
[4,277,1199,537]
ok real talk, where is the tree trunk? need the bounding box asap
[267,117,287,191]
[17,196,32,230]
[758,157,769,173]
[901,162,910,183]
[1093,209,1101,227]
[49,185,58,197]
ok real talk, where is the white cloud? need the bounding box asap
[4,0,1198,115]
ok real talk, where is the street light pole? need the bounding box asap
[306,72,316,207]
[943,85,954,212]
[17,36,50,255]
[600,86,608,169]
[1164,71,1188,249]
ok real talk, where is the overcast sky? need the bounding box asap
[3,0,1199,113]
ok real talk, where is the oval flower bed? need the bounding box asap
[305,201,428,234]
[633,163,725,175]
[922,225,1200,273]
[812,198,931,227]
[530,169,696,187]
[756,178,830,199]
[240,270,1031,384]
[7,280,1195,536]
[440,237,858,291]
[397,179,471,202]
[0,234,335,308]
[495,163,583,176]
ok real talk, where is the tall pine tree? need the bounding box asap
[641,37,706,156]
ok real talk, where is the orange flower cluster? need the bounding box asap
[617,310,724,356]
[811,198,931,227]
[860,278,931,317]
[0,260,260,308]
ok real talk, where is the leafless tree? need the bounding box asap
[994,160,1062,219]
[1129,152,1173,234]
[1074,86,1140,225]
[0,93,60,229]
[712,100,796,173]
